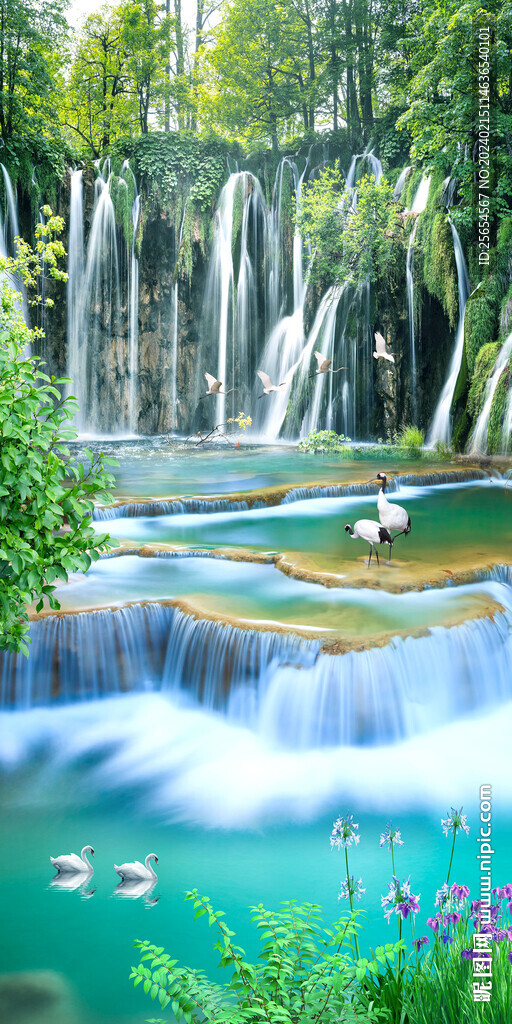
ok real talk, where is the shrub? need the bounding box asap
[0,213,117,653]
[396,425,425,455]
[130,892,398,1023]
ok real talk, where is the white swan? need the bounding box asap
[50,845,94,875]
[114,853,158,882]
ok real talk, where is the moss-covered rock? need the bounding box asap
[488,360,512,453]
[467,342,500,419]
[464,278,501,374]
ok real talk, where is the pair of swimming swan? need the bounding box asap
[50,845,159,881]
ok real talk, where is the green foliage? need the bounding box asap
[487,360,511,454]
[433,440,454,460]
[130,891,396,1023]
[118,132,230,280]
[197,0,316,150]
[298,429,352,453]
[0,0,70,197]
[396,425,425,455]
[298,169,404,289]
[467,342,500,419]
[62,0,174,156]
[0,222,117,654]
[417,209,458,329]
[464,280,501,375]
[402,931,512,1024]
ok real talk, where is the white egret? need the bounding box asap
[373,332,395,363]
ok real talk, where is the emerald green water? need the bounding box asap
[2,798,511,1024]
[74,439,460,499]
[96,481,511,575]
[52,554,498,637]
[3,453,512,1023]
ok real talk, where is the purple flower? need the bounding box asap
[380,821,404,849]
[381,876,420,922]
[508,951,512,965]
[441,807,470,837]
[440,932,453,945]
[451,883,470,901]
[427,915,441,932]
[448,912,461,926]
[470,900,482,917]
[492,883,512,901]
[339,876,365,902]
[494,928,508,941]
[330,814,360,849]
[413,936,428,952]
[461,948,475,961]
[507,902,512,915]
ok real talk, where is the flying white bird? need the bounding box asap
[257,369,292,397]
[200,373,238,399]
[373,332,395,363]
[310,351,347,377]
[374,472,411,537]
[344,519,393,567]
[114,852,159,882]
[50,845,94,875]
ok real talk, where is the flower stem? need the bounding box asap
[446,830,457,884]
[345,847,360,961]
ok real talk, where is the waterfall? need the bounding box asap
[502,383,512,453]
[202,172,266,425]
[406,176,431,421]
[427,223,470,444]
[2,572,511,750]
[67,170,85,409]
[0,163,28,324]
[393,166,411,200]
[80,170,122,432]
[470,332,512,453]
[121,161,140,433]
[254,158,309,440]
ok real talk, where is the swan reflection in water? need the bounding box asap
[113,876,160,906]
[49,872,96,899]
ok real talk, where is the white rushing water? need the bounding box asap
[470,332,512,453]
[427,223,471,444]
[1,568,512,826]
[67,169,85,409]
[406,175,431,422]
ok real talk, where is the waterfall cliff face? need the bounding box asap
[5,151,492,445]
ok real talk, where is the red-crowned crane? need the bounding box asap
[374,472,411,538]
[345,519,393,567]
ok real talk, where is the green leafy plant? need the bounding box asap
[395,426,424,457]
[0,215,117,654]
[298,429,352,453]
[130,891,396,1023]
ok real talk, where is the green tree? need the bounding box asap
[119,0,173,134]
[298,166,403,287]
[0,0,68,179]
[197,0,313,149]
[64,6,133,158]
[0,212,117,655]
